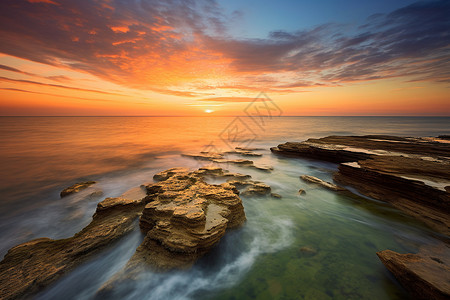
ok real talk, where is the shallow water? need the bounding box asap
[1,116,449,299]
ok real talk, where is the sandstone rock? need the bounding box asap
[241,182,271,196]
[377,244,450,300]
[298,189,306,195]
[130,168,246,271]
[60,181,96,197]
[272,135,450,235]
[300,175,347,192]
[153,167,190,181]
[271,135,450,163]
[0,191,146,300]
[183,150,272,172]
[0,167,250,299]
[335,157,450,235]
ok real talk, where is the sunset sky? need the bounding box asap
[0,0,449,116]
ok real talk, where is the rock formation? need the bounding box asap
[0,187,146,300]
[377,244,450,300]
[272,135,450,299]
[60,181,97,197]
[182,150,273,172]
[272,135,450,235]
[0,166,254,299]
[134,167,247,270]
[300,175,347,192]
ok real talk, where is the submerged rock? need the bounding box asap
[300,175,347,192]
[377,244,450,300]
[60,181,96,197]
[300,246,318,256]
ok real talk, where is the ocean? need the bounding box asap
[0,116,449,299]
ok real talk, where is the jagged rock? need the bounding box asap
[377,244,450,300]
[300,175,347,192]
[153,167,190,181]
[125,168,246,272]
[241,182,271,196]
[60,181,96,197]
[0,188,146,300]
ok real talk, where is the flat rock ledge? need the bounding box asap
[182,151,273,172]
[377,244,450,300]
[271,135,450,299]
[271,135,450,235]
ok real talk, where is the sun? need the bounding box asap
[204,109,214,114]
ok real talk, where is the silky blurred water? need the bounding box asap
[1,116,449,300]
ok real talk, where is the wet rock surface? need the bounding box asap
[136,167,247,270]
[300,175,347,192]
[98,167,249,293]
[377,244,450,300]
[0,166,254,299]
[182,149,273,172]
[272,135,450,235]
[60,181,97,197]
[0,188,146,300]
[272,135,450,299]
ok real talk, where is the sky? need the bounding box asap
[0,0,449,116]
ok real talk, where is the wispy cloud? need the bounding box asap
[0,87,119,102]
[0,0,448,97]
[0,76,124,96]
[0,64,35,76]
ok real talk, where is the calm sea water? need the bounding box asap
[0,116,449,300]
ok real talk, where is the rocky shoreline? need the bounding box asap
[1,135,449,299]
[271,135,450,299]
[0,166,266,300]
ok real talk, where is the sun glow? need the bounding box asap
[204,109,214,113]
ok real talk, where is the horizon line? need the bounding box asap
[0,115,449,118]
